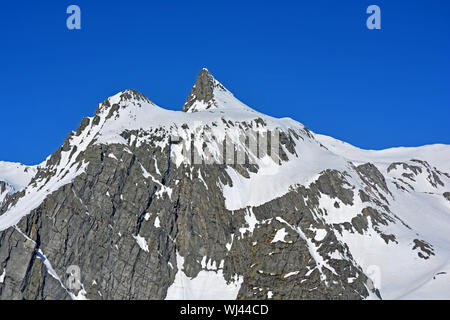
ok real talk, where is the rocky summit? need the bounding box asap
[1,69,450,300]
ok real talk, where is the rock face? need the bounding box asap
[182,68,216,112]
[0,181,11,206]
[444,192,450,202]
[1,70,450,300]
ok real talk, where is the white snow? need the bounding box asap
[283,271,300,278]
[276,217,338,281]
[36,249,62,282]
[166,252,243,300]
[108,153,118,160]
[222,136,349,211]
[0,100,104,231]
[184,73,257,114]
[311,133,450,299]
[0,161,38,191]
[399,271,450,299]
[313,229,327,242]
[72,286,88,300]
[33,246,81,299]
[0,268,5,283]
[315,133,450,174]
[239,208,258,237]
[271,228,288,243]
[0,160,88,231]
[133,235,149,252]
[226,234,235,251]
[0,162,38,205]
[154,216,161,228]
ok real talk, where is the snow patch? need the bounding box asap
[133,235,149,252]
[154,216,161,228]
[166,252,243,300]
[0,269,5,283]
[271,228,288,243]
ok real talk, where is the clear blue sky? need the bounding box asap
[1,0,449,165]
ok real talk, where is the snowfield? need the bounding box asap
[0,162,38,205]
[0,161,38,191]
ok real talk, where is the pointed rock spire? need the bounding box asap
[182,68,230,113]
[182,68,216,112]
[182,68,255,113]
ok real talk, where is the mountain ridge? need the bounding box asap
[0,69,449,300]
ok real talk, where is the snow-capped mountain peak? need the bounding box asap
[182,68,255,113]
[1,70,450,301]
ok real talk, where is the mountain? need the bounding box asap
[0,162,38,206]
[0,69,450,300]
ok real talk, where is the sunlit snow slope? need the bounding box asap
[0,162,37,205]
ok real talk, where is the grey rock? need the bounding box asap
[444,192,450,202]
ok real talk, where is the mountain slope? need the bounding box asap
[315,134,450,174]
[0,70,449,300]
[315,134,450,299]
[0,162,38,206]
